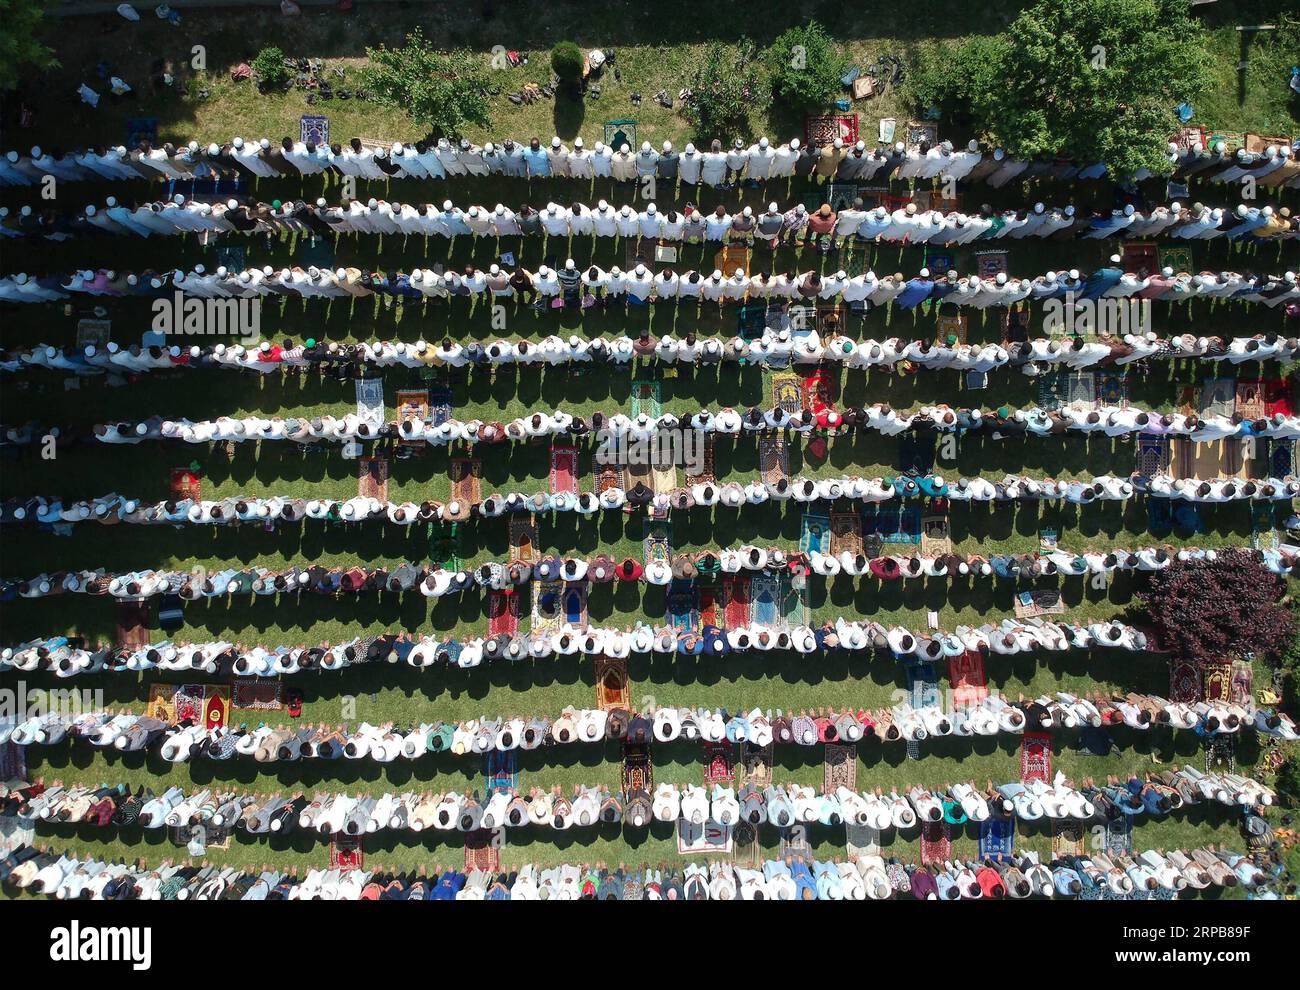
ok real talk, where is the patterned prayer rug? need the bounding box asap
[823,744,858,793]
[740,742,773,789]
[948,651,989,706]
[1236,379,1266,420]
[772,373,802,416]
[907,662,941,710]
[549,445,579,495]
[1120,241,1159,279]
[508,514,538,563]
[830,511,863,557]
[595,656,631,710]
[702,741,735,785]
[622,742,654,793]
[427,387,453,426]
[487,589,521,637]
[920,821,951,865]
[1205,734,1235,773]
[750,572,781,628]
[1052,820,1085,858]
[936,313,967,346]
[1230,660,1254,706]
[202,686,231,729]
[562,581,589,627]
[686,434,716,485]
[1168,660,1202,703]
[530,580,564,635]
[920,514,952,557]
[979,818,1015,861]
[1199,377,1237,419]
[114,602,151,650]
[974,250,1009,279]
[232,681,282,712]
[1105,816,1133,856]
[463,830,501,873]
[800,512,832,554]
[722,575,751,629]
[643,519,673,564]
[1202,661,1233,702]
[485,750,517,795]
[805,113,859,147]
[330,834,364,870]
[1014,590,1065,619]
[449,456,481,504]
[1020,731,1052,784]
[354,377,385,427]
[758,437,789,484]
[357,456,388,500]
[778,571,808,627]
[169,468,201,501]
[630,380,662,418]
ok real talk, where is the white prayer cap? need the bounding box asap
[410,269,423,283]
[1211,208,1224,220]
[490,264,501,274]
[227,198,238,209]
[1262,206,1274,216]
[5,151,16,162]
[1214,141,1226,153]
[1281,146,1294,158]
[538,265,550,276]
[1191,274,1205,286]
[566,259,576,270]
[1123,204,1134,216]
[993,148,1004,160]
[552,137,562,148]
[1109,254,1121,264]
[173,193,185,204]
[1068,269,1080,280]
[742,206,752,217]
[194,264,205,274]
[127,274,137,285]
[208,143,220,155]
[919,267,930,277]
[995,273,1007,285]
[316,197,327,207]
[620,143,630,153]
[790,138,801,149]
[734,268,744,278]
[967,139,979,151]
[1161,266,1174,277]
[594,141,605,152]
[647,203,657,213]
[941,140,953,153]
[1236,204,1249,217]
[598,199,609,210]
[494,203,506,213]
[1170,202,1182,213]
[1044,271,1057,282]
[573,137,583,149]
[30,145,41,157]
[893,142,904,152]
[684,143,695,154]
[85,205,96,216]
[443,199,453,210]
[662,140,672,152]
[217,266,228,277]
[103,195,117,208]
[636,263,647,275]
[263,266,274,275]
[768,201,778,212]
[13,272,27,283]
[1064,205,1075,216]
[905,203,917,215]
[711,269,723,279]
[757,137,769,149]
[187,140,199,152]
[1167,142,1178,154]
[1033,202,1044,213]
[259,138,270,149]
[367,198,378,208]
[239,271,252,283]
[642,141,652,153]
[834,138,843,149]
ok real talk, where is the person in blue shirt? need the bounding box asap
[429,868,465,899]
[895,268,935,309]
[1080,258,1124,301]
[521,138,550,178]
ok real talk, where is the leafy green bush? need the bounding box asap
[912,0,1213,177]
[764,20,845,110]
[359,29,491,138]
[251,46,289,90]
[683,40,767,140]
[1276,756,1300,809]
[550,41,585,84]
[0,0,58,90]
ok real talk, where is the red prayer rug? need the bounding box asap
[549,444,579,495]
[920,820,951,865]
[1020,731,1052,784]
[487,589,520,637]
[722,575,751,629]
[948,651,989,707]
[702,741,735,784]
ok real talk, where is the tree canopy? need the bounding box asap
[359,29,491,139]
[764,20,846,110]
[0,0,57,91]
[913,0,1213,177]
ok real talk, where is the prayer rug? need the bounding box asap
[1120,241,1159,279]
[713,244,751,280]
[1202,660,1233,703]
[948,651,989,707]
[487,589,521,637]
[920,821,951,865]
[823,744,858,793]
[667,580,700,632]
[169,468,201,501]
[1205,735,1235,774]
[75,318,111,351]
[740,742,773,789]
[146,683,178,723]
[509,514,538,563]
[1064,372,1096,409]
[732,822,761,870]
[904,120,936,152]
[232,681,282,712]
[974,249,1009,279]
[801,367,836,414]
[827,182,861,211]
[1013,590,1065,619]
[800,512,832,554]
[698,586,719,627]
[622,458,653,497]
[354,376,385,428]
[594,461,621,495]
[395,389,429,446]
[1263,378,1294,417]
[202,685,231,730]
[595,656,631,711]
[805,113,859,147]
[1136,435,1170,476]
[125,116,158,148]
[1003,304,1032,343]
[1230,660,1254,706]
[685,434,716,484]
[1095,370,1129,408]
[549,445,579,495]
[630,380,662,418]
[174,685,205,725]
[936,313,967,346]
[330,834,364,871]
[777,825,810,861]
[845,824,880,860]
[778,572,808,627]
[622,742,654,793]
[1267,438,1294,478]
[1020,731,1052,784]
[1236,379,1266,420]
[736,303,768,340]
[1168,659,1202,704]
[463,830,501,873]
[357,456,388,500]
[758,437,789,484]
[485,750,517,795]
[1105,815,1133,856]
[449,456,481,505]
[1052,820,1085,858]
[1036,372,1067,411]
[562,581,589,627]
[979,818,1015,861]
[1158,244,1193,274]
[907,661,941,710]
[643,519,673,564]
[702,741,735,785]
[1245,132,1292,154]
[1199,377,1236,419]
[830,511,863,556]
[772,373,803,416]
[651,459,677,496]
[530,580,564,635]
[1171,126,1206,152]
[1252,502,1279,552]
[114,602,150,650]
[920,514,952,557]
[427,387,453,426]
[678,820,733,855]
[863,504,922,544]
[722,575,752,628]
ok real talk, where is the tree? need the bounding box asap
[911,0,1213,177]
[251,46,289,91]
[764,20,845,110]
[1139,551,1295,665]
[551,41,585,90]
[1276,756,1300,809]
[0,0,57,91]
[359,29,491,138]
[683,40,767,141]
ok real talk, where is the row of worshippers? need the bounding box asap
[7,260,1297,309]
[1,617,1156,681]
[13,329,1297,388]
[0,136,1116,189]
[84,400,1300,451]
[6,769,1275,838]
[13,192,1298,246]
[8,692,1288,766]
[4,840,1277,899]
[5,133,1296,189]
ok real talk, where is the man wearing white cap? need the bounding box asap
[547,136,571,177]
[836,140,870,180]
[498,139,528,177]
[770,137,800,177]
[678,142,701,184]
[1039,204,1076,238]
[232,137,278,178]
[701,139,728,186]
[615,203,640,239]
[725,138,750,183]
[611,142,636,182]
[833,197,868,248]
[1082,204,1136,239]
[635,141,659,177]
[589,140,612,178]
[540,202,572,238]
[456,138,489,176]
[591,200,617,237]
[656,141,679,184]
[432,137,464,176]
[567,137,593,178]
[702,269,727,303]
[638,203,664,241]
